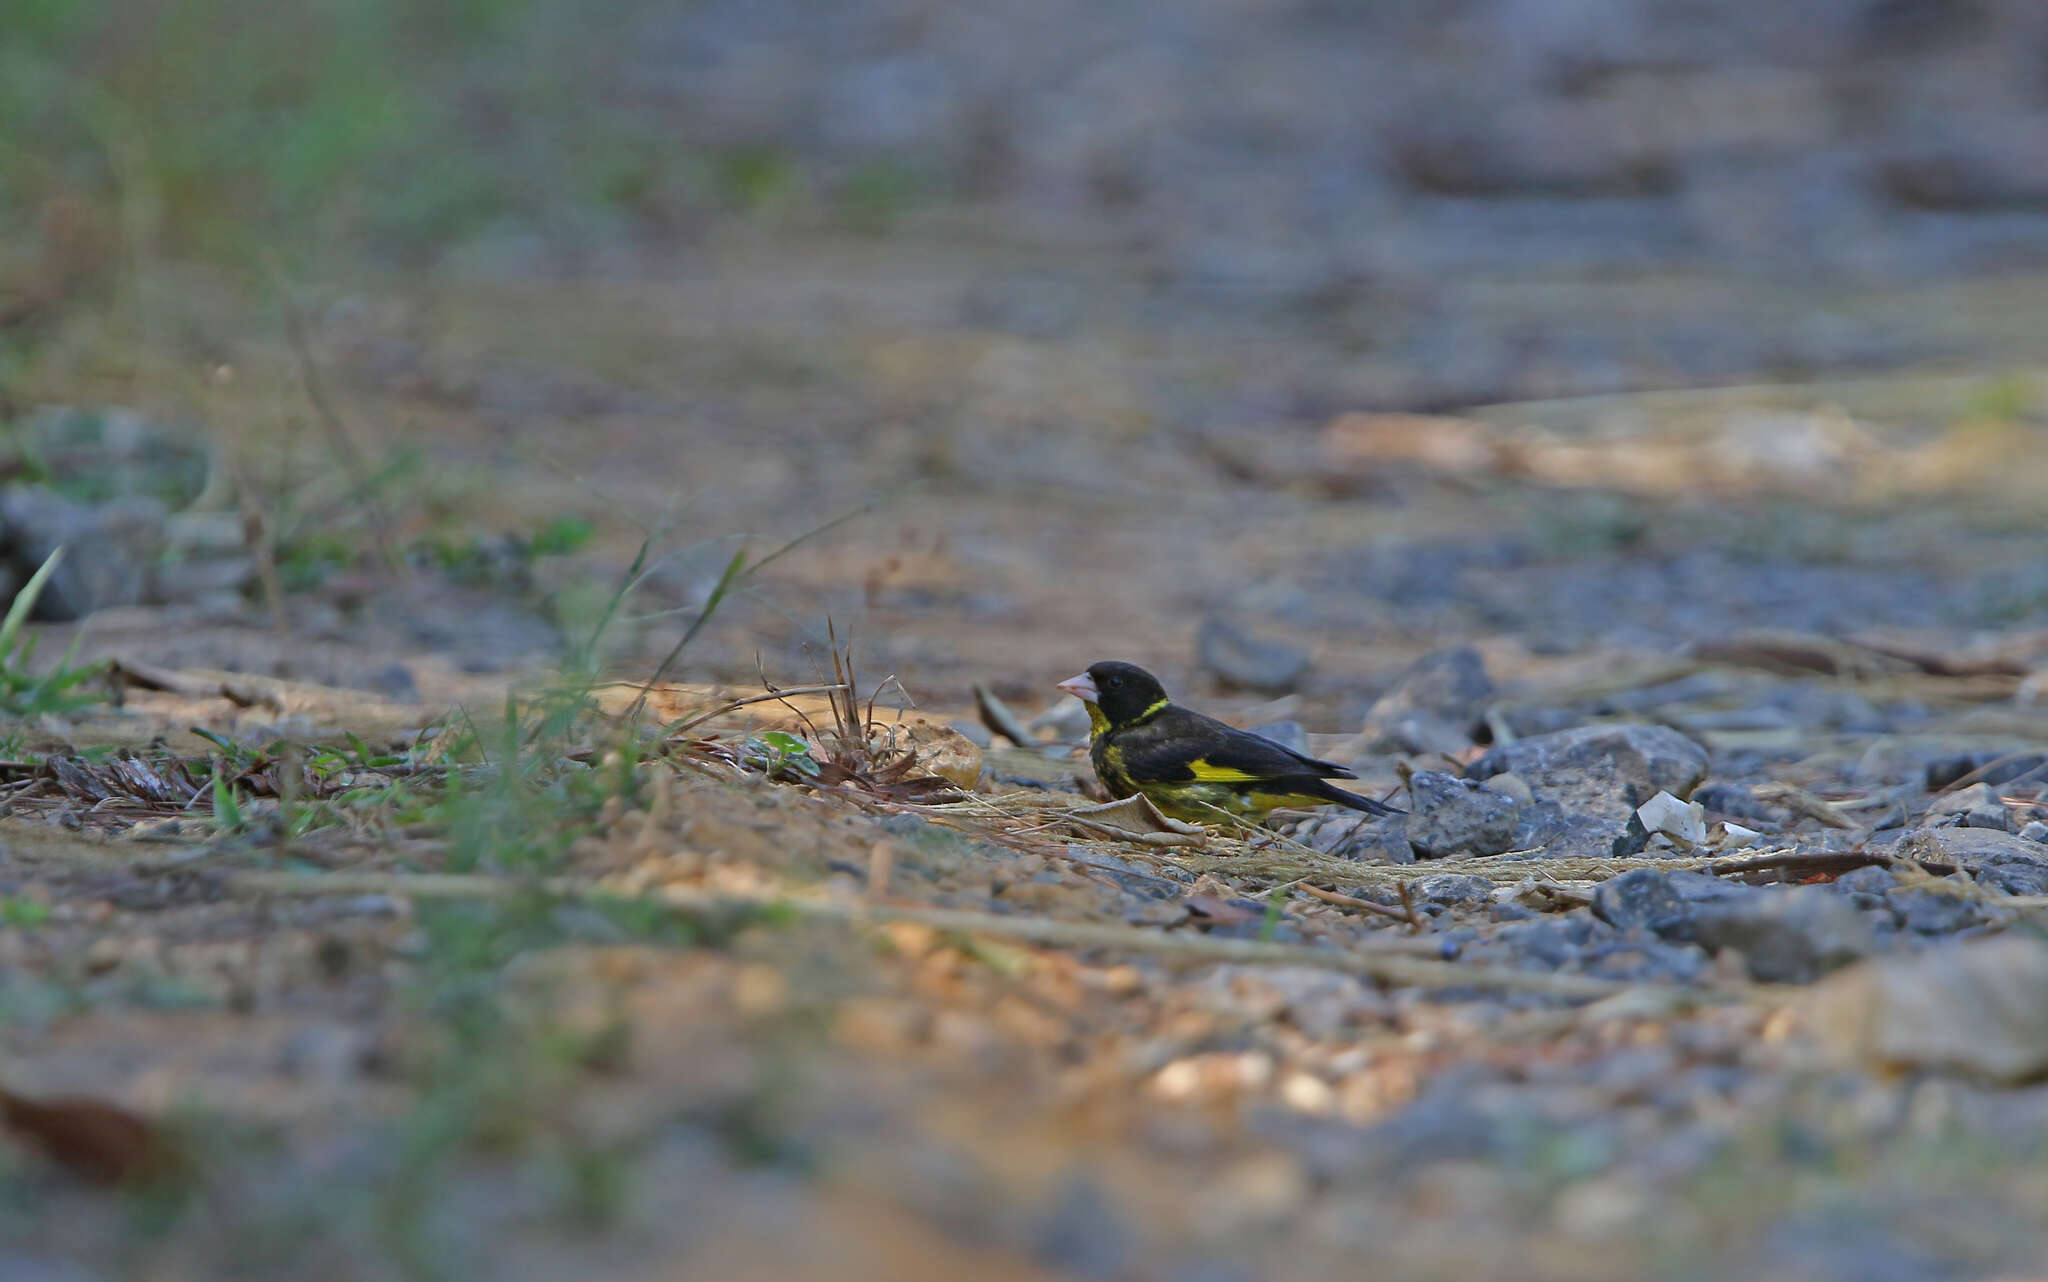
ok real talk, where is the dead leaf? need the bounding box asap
[0,1086,177,1185]
[1062,795,1207,846]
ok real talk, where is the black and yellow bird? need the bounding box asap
[1057,660,1401,826]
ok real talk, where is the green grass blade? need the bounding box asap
[0,545,64,660]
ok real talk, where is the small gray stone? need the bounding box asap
[1682,887,1878,984]
[1497,916,1603,969]
[2023,820,2048,843]
[1928,782,2010,831]
[1194,617,1310,694]
[1406,873,1495,914]
[1593,868,1688,933]
[0,486,169,620]
[1593,868,1751,933]
[1404,770,1519,858]
[1481,771,1534,807]
[1361,646,1493,755]
[1892,889,1988,936]
[1302,812,1413,862]
[1832,865,1898,911]
[1890,827,2048,896]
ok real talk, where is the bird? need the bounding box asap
[1055,660,1401,827]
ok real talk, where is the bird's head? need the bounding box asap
[1057,661,1170,729]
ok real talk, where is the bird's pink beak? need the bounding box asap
[1056,672,1098,703]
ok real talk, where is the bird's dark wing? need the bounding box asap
[1116,708,1356,785]
[1198,723,1358,782]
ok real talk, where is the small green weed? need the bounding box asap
[0,547,109,717]
[0,898,52,927]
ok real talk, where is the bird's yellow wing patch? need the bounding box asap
[1184,759,1265,783]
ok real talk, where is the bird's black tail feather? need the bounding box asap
[1315,780,1403,817]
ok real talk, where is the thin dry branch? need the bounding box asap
[1296,882,1413,924]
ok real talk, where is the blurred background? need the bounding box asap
[5,0,2048,705]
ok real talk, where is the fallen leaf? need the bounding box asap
[0,1086,177,1185]
[1064,795,1206,840]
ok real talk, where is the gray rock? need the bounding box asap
[1510,803,1641,861]
[1299,812,1413,862]
[1497,915,1605,969]
[1681,887,1879,984]
[1592,868,1750,933]
[1481,772,1534,807]
[1831,864,1898,912]
[0,487,168,620]
[1361,646,1493,755]
[1406,873,1495,913]
[1927,782,2010,831]
[1693,782,1787,828]
[2022,820,2048,843]
[1463,723,1708,857]
[1404,770,1519,858]
[1194,617,1310,694]
[1892,889,1988,936]
[1889,827,2048,896]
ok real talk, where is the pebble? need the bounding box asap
[1405,873,1496,914]
[1927,782,2009,831]
[1404,771,1519,858]
[1680,886,1879,984]
[1360,646,1493,756]
[1592,868,1746,934]
[1891,889,1988,936]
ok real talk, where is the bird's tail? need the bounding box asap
[1316,780,1403,817]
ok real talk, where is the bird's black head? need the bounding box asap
[1057,660,1170,728]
